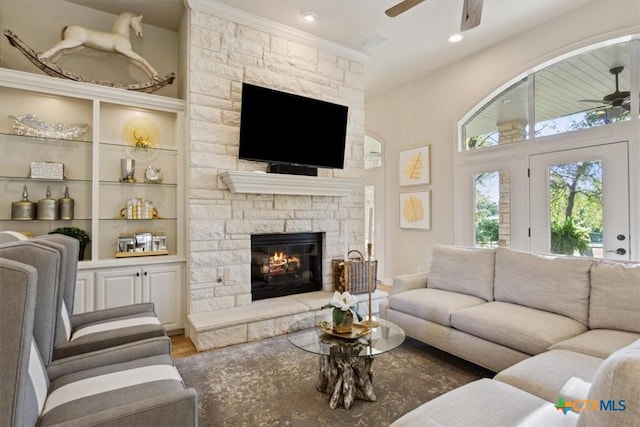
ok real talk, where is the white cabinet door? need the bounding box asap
[87,263,185,330]
[142,264,184,330]
[73,270,95,314]
[95,267,142,310]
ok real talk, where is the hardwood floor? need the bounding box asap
[171,334,198,359]
[171,282,393,360]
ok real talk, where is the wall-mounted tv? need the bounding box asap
[238,83,349,174]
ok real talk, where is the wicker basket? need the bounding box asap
[332,250,377,294]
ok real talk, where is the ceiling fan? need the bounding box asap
[385,0,483,32]
[580,66,630,110]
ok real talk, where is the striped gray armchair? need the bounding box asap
[0,253,197,426]
[33,234,168,360]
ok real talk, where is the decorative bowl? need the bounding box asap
[10,114,90,139]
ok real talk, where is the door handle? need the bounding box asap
[606,248,627,255]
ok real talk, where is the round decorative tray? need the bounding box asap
[319,322,370,340]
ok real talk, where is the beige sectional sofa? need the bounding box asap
[381,245,640,426]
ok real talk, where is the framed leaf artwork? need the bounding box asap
[399,145,430,186]
[400,191,431,230]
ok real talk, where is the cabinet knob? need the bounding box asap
[136,272,140,277]
[144,271,148,276]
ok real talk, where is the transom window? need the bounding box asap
[463,40,633,151]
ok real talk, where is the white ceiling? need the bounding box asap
[67,0,594,98]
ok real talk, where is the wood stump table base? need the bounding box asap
[316,354,376,409]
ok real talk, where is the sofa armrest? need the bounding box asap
[47,336,172,380]
[392,272,429,295]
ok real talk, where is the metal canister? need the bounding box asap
[58,186,74,220]
[11,185,37,220]
[37,186,58,220]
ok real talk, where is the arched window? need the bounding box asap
[364,134,382,169]
[462,39,634,152]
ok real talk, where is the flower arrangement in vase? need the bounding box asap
[322,291,363,333]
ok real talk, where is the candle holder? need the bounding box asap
[361,242,379,328]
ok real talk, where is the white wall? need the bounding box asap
[0,0,180,98]
[366,0,640,279]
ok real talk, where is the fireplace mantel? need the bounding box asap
[220,171,358,196]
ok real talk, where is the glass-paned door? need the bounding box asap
[529,142,629,260]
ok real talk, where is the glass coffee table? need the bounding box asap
[287,318,405,409]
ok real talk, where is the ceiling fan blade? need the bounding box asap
[460,0,483,31]
[385,0,425,17]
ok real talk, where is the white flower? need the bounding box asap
[328,291,358,312]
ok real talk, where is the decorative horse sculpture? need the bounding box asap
[38,12,159,80]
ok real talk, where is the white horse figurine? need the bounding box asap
[39,12,159,80]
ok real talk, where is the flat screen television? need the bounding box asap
[238,83,349,172]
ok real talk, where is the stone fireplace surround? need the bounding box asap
[185,4,379,352]
[186,173,389,352]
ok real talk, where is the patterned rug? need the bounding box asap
[175,335,494,426]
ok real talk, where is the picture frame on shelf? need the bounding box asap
[399,145,430,186]
[400,191,431,230]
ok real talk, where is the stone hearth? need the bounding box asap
[188,290,388,352]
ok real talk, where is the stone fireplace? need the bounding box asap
[251,232,323,301]
[185,4,369,351]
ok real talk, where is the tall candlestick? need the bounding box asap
[362,239,379,328]
[343,222,349,261]
[368,208,373,244]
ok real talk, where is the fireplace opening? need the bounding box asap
[251,232,322,301]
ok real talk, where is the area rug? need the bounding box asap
[175,335,493,426]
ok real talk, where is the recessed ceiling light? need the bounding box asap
[448,34,463,43]
[301,11,318,22]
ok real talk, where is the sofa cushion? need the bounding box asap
[388,288,486,327]
[494,349,603,403]
[494,247,592,325]
[428,245,495,301]
[577,339,640,427]
[451,301,588,355]
[390,378,578,427]
[549,329,640,359]
[589,260,640,333]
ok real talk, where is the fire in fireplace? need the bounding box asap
[251,232,322,301]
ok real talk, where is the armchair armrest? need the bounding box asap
[47,336,172,380]
[43,388,198,427]
[71,303,157,328]
[391,272,429,295]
